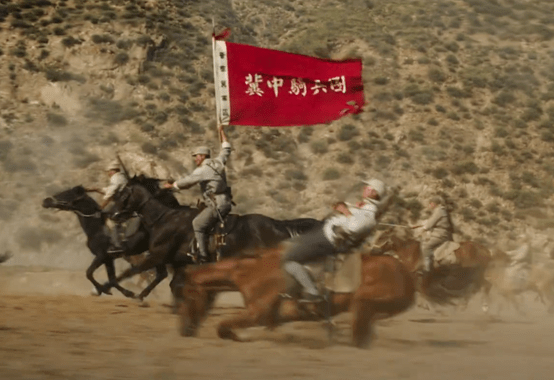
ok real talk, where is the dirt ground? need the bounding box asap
[1,266,553,380]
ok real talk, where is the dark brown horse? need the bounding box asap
[372,228,492,309]
[176,247,415,348]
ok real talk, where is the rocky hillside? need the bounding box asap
[2,0,554,268]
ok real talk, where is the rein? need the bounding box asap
[48,194,102,219]
[73,210,103,218]
[127,186,169,228]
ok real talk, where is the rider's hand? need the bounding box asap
[333,202,351,216]
[163,182,174,189]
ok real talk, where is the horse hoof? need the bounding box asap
[217,326,241,341]
[122,291,136,299]
[91,287,101,297]
[136,299,150,308]
[181,325,197,337]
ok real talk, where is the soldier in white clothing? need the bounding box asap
[282,178,387,302]
[101,161,128,210]
[95,160,129,253]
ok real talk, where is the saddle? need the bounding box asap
[282,252,363,299]
[105,215,142,254]
[188,213,237,263]
[432,241,460,267]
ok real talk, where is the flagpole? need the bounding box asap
[211,17,222,143]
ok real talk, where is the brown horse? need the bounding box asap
[485,248,554,314]
[372,228,493,309]
[176,247,415,348]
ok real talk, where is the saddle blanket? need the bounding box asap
[433,241,460,266]
[305,252,362,294]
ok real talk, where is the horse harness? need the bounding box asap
[48,193,103,219]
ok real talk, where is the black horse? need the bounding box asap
[112,177,323,300]
[41,185,183,299]
[131,174,323,261]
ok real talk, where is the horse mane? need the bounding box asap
[128,175,183,209]
[75,185,102,211]
[273,217,323,235]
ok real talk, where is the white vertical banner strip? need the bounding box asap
[212,40,231,126]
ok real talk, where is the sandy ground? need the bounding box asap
[1,265,554,380]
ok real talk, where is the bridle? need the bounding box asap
[46,193,102,218]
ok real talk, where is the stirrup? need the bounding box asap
[279,293,294,300]
[297,293,325,304]
[187,252,209,265]
[107,246,125,255]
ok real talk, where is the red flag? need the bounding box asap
[212,39,365,127]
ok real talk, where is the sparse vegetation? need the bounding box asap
[113,52,129,65]
[310,140,328,154]
[337,124,359,141]
[91,34,114,44]
[1,0,554,253]
[46,112,67,127]
[85,99,140,126]
[322,168,341,181]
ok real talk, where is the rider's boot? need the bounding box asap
[195,232,210,265]
[283,261,324,303]
[108,224,127,255]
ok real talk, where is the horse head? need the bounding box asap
[112,183,151,216]
[42,186,100,215]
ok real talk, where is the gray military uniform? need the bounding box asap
[174,141,232,260]
[421,204,453,270]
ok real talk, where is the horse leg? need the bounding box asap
[480,279,492,314]
[351,298,374,349]
[217,311,259,342]
[123,254,151,288]
[537,282,554,314]
[86,256,111,296]
[115,252,169,301]
[136,264,168,301]
[104,259,136,299]
[218,294,281,342]
[115,252,162,283]
[508,294,526,316]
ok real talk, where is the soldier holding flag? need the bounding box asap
[164,125,232,264]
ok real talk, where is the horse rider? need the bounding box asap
[420,196,453,272]
[282,178,387,303]
[164,125,232,264]
[99,160,129,254]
